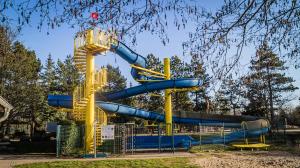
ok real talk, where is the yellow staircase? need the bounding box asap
[95,107,108,146]
[72,69,108,146]
[71,28,115,152]
[74,48,87,73]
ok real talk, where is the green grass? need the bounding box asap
[14,157,197,168]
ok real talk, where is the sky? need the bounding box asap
[12,1,300,107]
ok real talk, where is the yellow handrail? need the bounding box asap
[131,64,166,77]
[172,87,200,93]
[137,72,165,79]
[135,79,164,82]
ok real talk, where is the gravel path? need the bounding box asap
[192,151,300,168]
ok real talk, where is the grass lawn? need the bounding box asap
[14,157,197,168]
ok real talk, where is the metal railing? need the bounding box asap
[74,28,115,51]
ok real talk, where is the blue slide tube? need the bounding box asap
[104,79,202,101]
[188,127,270,145]
[48,95,247,128]
[111,41,146,68]
[97,101,241,128]
[111,41,146,81]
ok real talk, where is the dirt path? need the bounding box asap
[192,151,300,168]
[0,152,196,168]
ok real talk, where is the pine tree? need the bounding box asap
[41,54,57,94]
[189,54,211,113]
[40,54,69,123]
[146,54,164,113]
[242,44,298,125]
[170,55,193,116]
[56,55,80,95]
[0,41,46,136]
[215,87,231,115]
[105,64,127,92]
[290,105,300,126]
[215,75,241,115]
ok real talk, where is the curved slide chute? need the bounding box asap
[97,101,258,127]
[111,41,147,82]
[188,127,269,146]
[48,38,270,147]
[111,41,166,81]
[104,78,202,101]
[48,95,242,128]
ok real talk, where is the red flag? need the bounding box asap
[91,12,99,20]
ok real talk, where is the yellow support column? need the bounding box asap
[85,51,95,153]
[101,68,108,126]
[164,58,172,136]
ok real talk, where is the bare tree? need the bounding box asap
[1,0,300,80]
[184,0,300,79]
[0,0,200,44]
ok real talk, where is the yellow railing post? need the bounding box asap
[259,135,263,143]
[100,67,108,126]
[87,29,93,45]
[164,58,172,136]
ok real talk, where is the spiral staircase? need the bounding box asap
[72,28,114,150]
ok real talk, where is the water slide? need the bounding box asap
[48,41,270,147]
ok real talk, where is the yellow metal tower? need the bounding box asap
[73,28,112,153]
[164,58,172,135]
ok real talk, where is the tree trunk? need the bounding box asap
[233,105,236,116]
[195,92,199,110]
[267,65,274,127]
[205,96,210,114]
[30,113,35,138]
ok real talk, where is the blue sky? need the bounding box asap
[13,1,299,107]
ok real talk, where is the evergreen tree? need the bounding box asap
[40,54,68,123]
[215,75,241,115]
[215,84,231,115]
[242,44,298,125]
[170,55,193,115]
[189,54,211,113]
[0,40,46,136]
[41,54,57,94]
[289,105,300,126]
[0,26,87,134]
[105,64,127,93]
[56,55,80,95]
[0,26,13,88]
[146,54,164,113]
